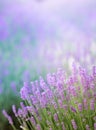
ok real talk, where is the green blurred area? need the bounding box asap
[0,41,39,129]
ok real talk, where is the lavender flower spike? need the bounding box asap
[2,110,13,125]
[71,119,77,130]
[12,105,18,117]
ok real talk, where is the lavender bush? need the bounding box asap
[1,41,96,130]
[3,64,96,130]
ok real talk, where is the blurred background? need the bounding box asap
[0,0,96,129]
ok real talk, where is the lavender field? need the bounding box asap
[0,0,96,130]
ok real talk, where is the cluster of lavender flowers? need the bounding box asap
[3,64,96,130]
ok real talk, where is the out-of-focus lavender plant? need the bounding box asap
[3,64,96,130]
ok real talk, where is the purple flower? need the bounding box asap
[20,102,28,118]
[90,99,95,110]
[17,108,23,118]
[47,73,56,86]
[71,119,77,130]
[78,103,83,112]
[92,66,96,77]
[26,106,34,114]
[46,89,53,99]
[56,68,65,83]
[40,92,48,108]
[63,104,68,111]
[70,106,77,113]
[90,84,95,91]
[56,81,63,91]
[58,99,63,108]
[12,105,18,117]
[31,81,36,93]
[69,86,77,97]
[86,124,90,130]
[54,113,58,122]
[83,98,88,110]
[30,95,39,105]
[20,86,28,100]
[36,124,41,130]
[61,122,66,130]
[30,116,36,125]
[2,110,13,125]
[39,76,48,90]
